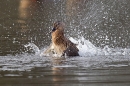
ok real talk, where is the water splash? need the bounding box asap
[24,43,40,55]
[39,36,130,57]
[70,37,99,56]
[69,37,130,56]
[0,37,130,71]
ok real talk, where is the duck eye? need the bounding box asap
[52,27,56,32]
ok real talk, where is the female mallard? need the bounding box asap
[44,21,79,57]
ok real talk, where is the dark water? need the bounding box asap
[0,55,130,86]
[0,0,130,86]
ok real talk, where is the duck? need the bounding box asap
[44,21,79,57]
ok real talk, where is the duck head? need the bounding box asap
[51,21,64,33]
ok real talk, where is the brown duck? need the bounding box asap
[44,21,79,57]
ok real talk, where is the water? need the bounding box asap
[0,0,130,86]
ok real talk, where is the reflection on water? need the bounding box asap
[0,0,38,55]
[0,0,130,86]
[19,0,37,19]
[18,0,34,34]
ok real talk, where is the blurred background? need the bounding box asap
[0,0,130,55]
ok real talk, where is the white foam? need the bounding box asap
[24,37,130,57]
[69,37,130,56]
[24,43,40,55]
[70,37,100,56]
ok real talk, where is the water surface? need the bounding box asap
[0,0,130,86]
